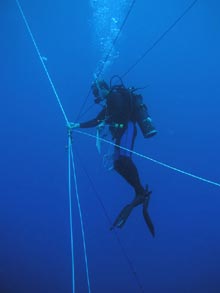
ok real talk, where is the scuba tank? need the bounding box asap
[109,76,157,138]
[133,93,157,138]
[92,75,157,138]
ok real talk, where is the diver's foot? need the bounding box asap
[133,186,151,207]
[132,194,146,207]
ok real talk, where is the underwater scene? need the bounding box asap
[1,0,220,292]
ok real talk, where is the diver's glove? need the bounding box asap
[111,186,155,237]
[67,122,80,129]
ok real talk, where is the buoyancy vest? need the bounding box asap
[105,85,157,139]
[106,85,134,125]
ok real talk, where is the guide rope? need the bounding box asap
[122,0,199,77]
[16,1,91,292]
[74,130,220,188]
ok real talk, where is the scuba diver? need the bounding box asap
[70,76,156,236]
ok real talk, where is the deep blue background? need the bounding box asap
[1,1,220,292]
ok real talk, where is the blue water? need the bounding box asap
[1,1,220,292]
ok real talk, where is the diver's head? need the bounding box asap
[92,80,110,104]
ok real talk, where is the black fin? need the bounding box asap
[142,196,155,237]
[110,204,134,230]
[110,185,155,235]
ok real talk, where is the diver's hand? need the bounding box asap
[68,122,80,129]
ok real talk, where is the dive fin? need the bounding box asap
[111,186,155,237]
[110,203,134,230]
[142,194,155,237]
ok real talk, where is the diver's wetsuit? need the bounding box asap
[80,108,145,196]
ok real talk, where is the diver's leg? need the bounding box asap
[114,156,145,195]
[112,123,154,232]
[114,122,145,195]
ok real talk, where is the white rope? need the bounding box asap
[15,2,92,292]
[70,145,91,293]
[15,0,69,125]
[68,136,75,293]
[74,130,220,188]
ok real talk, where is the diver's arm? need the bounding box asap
[80,118,101,128]
[72,108,106,129]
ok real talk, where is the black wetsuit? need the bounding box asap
[79,90,145,196]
